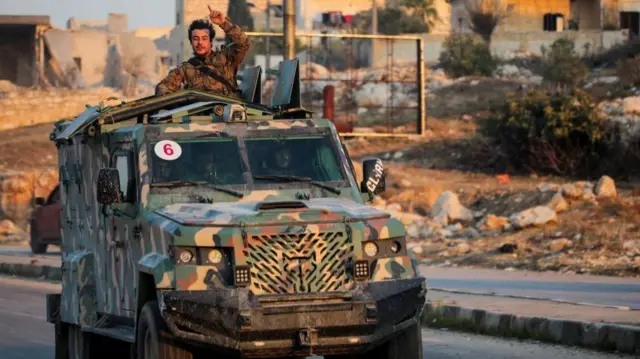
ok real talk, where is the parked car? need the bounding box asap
[29,185,61,254]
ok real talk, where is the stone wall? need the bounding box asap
[0,86,122,131]
[420,29,628,63]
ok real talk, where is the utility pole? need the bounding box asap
[284,0,296,60]
[371,0,378,67]
[265,0,271,70]
[372,0,378,35]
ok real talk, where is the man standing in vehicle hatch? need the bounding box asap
[155,6,251,98]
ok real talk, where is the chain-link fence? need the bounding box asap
[242,32,426,136]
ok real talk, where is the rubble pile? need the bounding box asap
[371,175,639,276]
[493,64,543,85]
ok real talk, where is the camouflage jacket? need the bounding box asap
[155,19,251,98]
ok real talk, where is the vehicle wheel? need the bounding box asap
[137,300,193,359]
[377,322,423,359]
[29,221,47,254]
[67,325,91,359]
[54,322,69,359]
[327,322,423,359]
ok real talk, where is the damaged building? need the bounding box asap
[1,13,170,95]
[0,15,51,87]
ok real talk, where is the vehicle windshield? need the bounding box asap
[245,136,345,183]
[150,139,246,185]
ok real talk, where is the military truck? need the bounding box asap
[46,59,427,359]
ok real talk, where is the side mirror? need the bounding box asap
[360,157,385,195]
[97,168,122,205]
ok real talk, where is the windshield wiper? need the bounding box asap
[150,181,244,198]
[253,175,341,195]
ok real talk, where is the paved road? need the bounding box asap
[0,275,636,359]
[2,245,638,310]
[420,266,640,310]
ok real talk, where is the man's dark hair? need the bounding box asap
[188,19,215,42]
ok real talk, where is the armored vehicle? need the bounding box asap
[46,59,427,359]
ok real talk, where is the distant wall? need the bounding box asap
[0,87,121,131]
[70,30,109,86]
[419,30,629,63]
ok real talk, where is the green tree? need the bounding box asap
[540,38,589,90]
[464,0,511,44]
[227,0,255,31]
[353,8,428,35]
[402,0,440,31]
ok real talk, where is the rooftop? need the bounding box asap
[0,15,50,26]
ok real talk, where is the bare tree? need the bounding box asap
[463,0,511,44]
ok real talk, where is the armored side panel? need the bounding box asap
[57,128,107,327]
[238,65,262,104]
[271,59,301,109]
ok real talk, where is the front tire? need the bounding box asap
[67,325,91,359]
[327,322,423,359]
[136,300,193,359]
[382,322,423,359]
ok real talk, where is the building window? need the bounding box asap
[543,13,565,31]
[176,12,181,25]
[620,12,640,36]
[73,57,82,71]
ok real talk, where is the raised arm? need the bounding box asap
[208,6,251,70]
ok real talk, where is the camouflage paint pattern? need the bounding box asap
[139,253,174,289]
[50,84,421,331]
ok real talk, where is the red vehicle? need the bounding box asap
[29,185,61,254]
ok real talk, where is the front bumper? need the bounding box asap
[159,277,427,358]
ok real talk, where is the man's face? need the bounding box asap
[274,148,291,168]
[190,29,212,56]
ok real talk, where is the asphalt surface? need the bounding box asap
[2,245,638,310]
[0,275,636,359]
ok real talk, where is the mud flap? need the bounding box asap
[46,293,61,324]
[47,294,70,359]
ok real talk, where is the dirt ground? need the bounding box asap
[0,123,57,172]
[343,117,640,278]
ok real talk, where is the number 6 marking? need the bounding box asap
[155,140,182,160]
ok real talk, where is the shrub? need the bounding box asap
[480,89,610,176]
[616,56,640,88]
[540,38,589,89]
[439,34,497,78]
[352,8,428,35]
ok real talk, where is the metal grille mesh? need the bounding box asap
[245,232,353,295]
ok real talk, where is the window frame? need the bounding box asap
[241,132,350,187]
[148,138,248,187]
[111,150,137,204]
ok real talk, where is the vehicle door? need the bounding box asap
[102,145,140,317]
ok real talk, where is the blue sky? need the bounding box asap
[0,0,176,29]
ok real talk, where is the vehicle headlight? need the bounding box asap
[178,249,193,263]
[208,249,223,264]
[363,242,379,257]
[390,240,402,254]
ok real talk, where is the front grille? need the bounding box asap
[245,231,353,295]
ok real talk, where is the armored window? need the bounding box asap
[245,135,346,183]
[114,154,135,202]
[150,139,246,186]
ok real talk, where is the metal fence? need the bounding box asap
[242,32,426,137]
